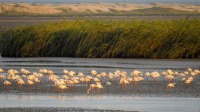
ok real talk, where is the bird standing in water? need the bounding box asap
[167,83,176,91]
[4,80,11,92]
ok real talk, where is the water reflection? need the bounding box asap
[5,94,8,100]
[49,95,65,100]
[19,94,22,99]
[29,94,33,100]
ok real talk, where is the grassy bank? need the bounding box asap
[0,19,200,58]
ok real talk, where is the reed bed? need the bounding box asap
[0,19,200,58]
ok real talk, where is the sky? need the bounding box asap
[0,0,199,4]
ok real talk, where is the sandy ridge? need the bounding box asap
[0,2,200,14]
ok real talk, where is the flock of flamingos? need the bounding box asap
[0,67,199,95]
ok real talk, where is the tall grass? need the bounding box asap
[0,19,200,58]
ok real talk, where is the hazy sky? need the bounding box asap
[0,0,199,4]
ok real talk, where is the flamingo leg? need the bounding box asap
[19,85,22,93]
[98,88,101,94]
[29,85,32,92]
[6,86,9,93]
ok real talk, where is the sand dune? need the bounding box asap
[0,2,200,15]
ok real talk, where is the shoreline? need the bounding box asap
[0,107,136,112]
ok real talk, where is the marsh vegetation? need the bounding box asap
[0,19,200,58]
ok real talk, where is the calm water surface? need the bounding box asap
[0,94,200,112]
[0,57,199,75]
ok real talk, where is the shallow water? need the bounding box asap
[0,94,200,112]
[0,57,200,75]
[0,57,200,112]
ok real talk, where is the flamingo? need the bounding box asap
[119,77,129,91]
[87,84,96,94]
[133,76,143,87]
[127,77,133,83]
[184,71,189,75]
[7,69,17,79]
[80,77,85,83]
[185,77,193,85]
[48,70,54,75]
[106,81,111,86]
[66,80,75,92]
[193,69,200,74]
[27,75,35,81]
[165,75,174,83]
[63,69,69,75]
[17,79,25,92]
[0,67,199,95]
[96,74,101,78]
[174,71,179,76]
[181,77,187,81]
[121,71,127,78]
[108,72,114,81]
[180,73,186,77]
[21,68,30,75]
[71,78,79,90]
[145,72,151,79]
[33,77,40,91]
[114,71,120,80]
[114,70,120,78]
[78,72,84,77]
[167,82,176,91]
[43,69,48,74]
[38,73,44,78]
[131,70,141,77]
[167,69,174,75]
[191,72,198,77]
[96,83,103,94]
[161,71,167,76]
[63,75,69,80]
[185,79,192,85]
[59,85,67,95]
[34,77,40,83]
[4,80,11,92]
[151,71,160,81]
[27,80,34,92]
[39,69,44,73]
[69,71,76,77]
[85,75,92,85]
[3,80,11,85]
[94,78,100,82]
[101,72,107,83]
[187,68,192,72]
[91,70,97,76]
